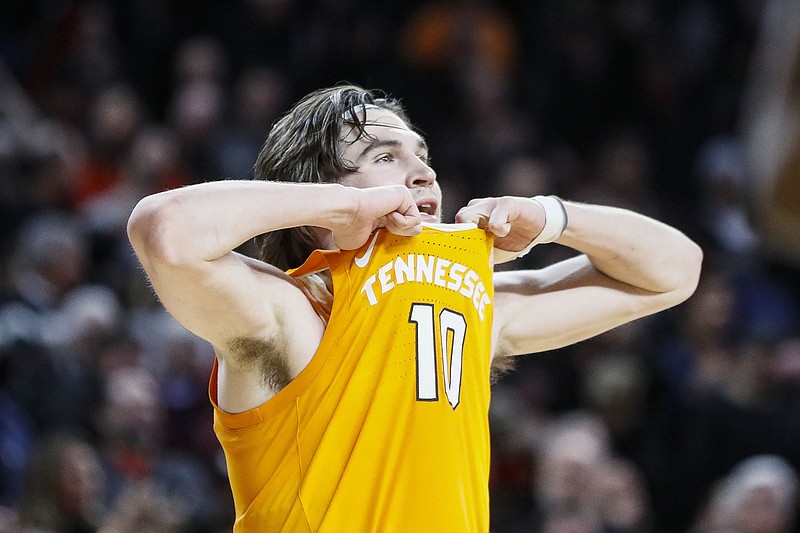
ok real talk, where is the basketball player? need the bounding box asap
[127,85,702,532]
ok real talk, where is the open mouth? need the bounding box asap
[417,202,436,216]
[416,198,439,220]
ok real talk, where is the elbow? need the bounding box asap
[127,194,186,267]
[672,239,704,304]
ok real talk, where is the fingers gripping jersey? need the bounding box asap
[211,224,495,532]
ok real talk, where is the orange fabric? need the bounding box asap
[210,224,495,532]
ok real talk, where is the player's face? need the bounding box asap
[340,108,441,223]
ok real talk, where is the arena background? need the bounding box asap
[0,0,799,531]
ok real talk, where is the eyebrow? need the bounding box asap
[357,136,429,161]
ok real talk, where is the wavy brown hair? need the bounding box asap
[253,84,412,270]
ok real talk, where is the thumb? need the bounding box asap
[384,205,423,236]
[487,206,512,237]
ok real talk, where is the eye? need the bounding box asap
[418,153,431,165]
[376,154,394,163]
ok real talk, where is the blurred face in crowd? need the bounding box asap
[59,440,105,519]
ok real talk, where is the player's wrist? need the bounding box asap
[312,183,364,233]
[513,195,568,258]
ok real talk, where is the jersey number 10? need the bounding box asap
[409,303,466,409]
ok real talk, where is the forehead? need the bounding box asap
[340,107,420,147]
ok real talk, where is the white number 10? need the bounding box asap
[409,303,467,409]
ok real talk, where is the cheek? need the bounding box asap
[340,173,370,188]
[433,182,443,204]
[341,170,395,189]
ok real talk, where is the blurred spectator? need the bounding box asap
[173,36,228,88]
[26,1,123,128]
[70,84,146,209]
[15,428,215,533]
[0,388,34,509]
[164,36,230,183]
[678,335,800,502]
[0,58,74,235]
[489,381,548,530]
[654,269,738,397]
[16,431,106,532]
[165,79,225,183]
[96,366,229,531]
[0,213,105,438]
[691,454,798,533]
[494,410,655,532]
[533,412,654,532]
[4,211,90,311]
[694,136,761,264]
[576,131,660,218]
[494,155,554,199]
[534,412,612,521]
[597,457,653,532]
[582,353,649,453]
[212,65,291,180]
[79,125,190,237]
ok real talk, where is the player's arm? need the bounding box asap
[457,198,703,357]
[127,180,422,357]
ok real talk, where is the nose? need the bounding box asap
[408,159,436,188]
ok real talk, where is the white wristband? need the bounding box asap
[515,195,568,258]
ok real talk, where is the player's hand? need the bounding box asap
[332,185,423,250]
[455,196,546,253]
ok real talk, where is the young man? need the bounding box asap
[127,85,702,532]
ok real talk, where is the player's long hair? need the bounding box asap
[253,84,411,270]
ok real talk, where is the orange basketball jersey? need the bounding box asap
[211,223,495,532]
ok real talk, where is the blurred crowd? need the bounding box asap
[0,0,799,532]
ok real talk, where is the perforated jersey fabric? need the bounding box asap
[210,224,495,532]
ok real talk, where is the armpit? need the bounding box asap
[226,335,292,392]
[490,352,517,383]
